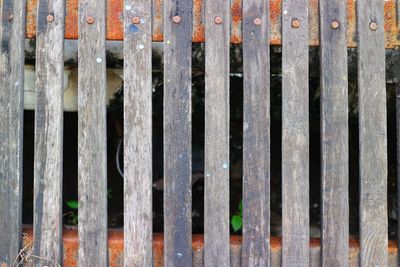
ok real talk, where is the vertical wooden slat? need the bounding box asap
[78,0,108,266]
[163,0,192,266]
[281,1,309,266]
[357,1,388,266]
[319,0,349,266]
[123,0,153,266]
[204,0,230,266]
[33,0,65,265]
[0,0,25,265]
[242,0,270,266]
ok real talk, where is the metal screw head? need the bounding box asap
[291,19,300,28]
[86,16,95,24]
[8,13,13,21]
[369,22,378,31]
[253,17,262,26]
[132,16,140,24]
[46,14,54,22]
[172,16,181,24]
[214,16,223,25]
[331,20,340,29]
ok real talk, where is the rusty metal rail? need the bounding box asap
[25,0,400,48]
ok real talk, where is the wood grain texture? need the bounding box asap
[242,0,270,266]
[163,0,192,266]
[357,1,388,266]
[78,0,108,266]
[319,0,349,266]
[33,0,65,265]
[123,0,153,266]
[0,0,25,265]
[281,1,309,266]
[204,0,230,266]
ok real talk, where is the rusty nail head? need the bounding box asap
[86,16,95,24]
[369,22,378,31]
[291,19,300,28]
[172,16,181,24]
[46,14,54,22]
[331,20,340,29]
[253,18,262,26]
[132,16,140,24]
[214,16,223,25]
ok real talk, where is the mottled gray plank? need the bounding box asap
[319,0,349,266]
[204,0,230,266]
[357,1,388,266]
[0,0,25,265]
[78,0,108,266]
[32,0,65,265]
[163,0,192,266]
[242,0,270,266]
[281,1,309,266]
[123,0,153,266]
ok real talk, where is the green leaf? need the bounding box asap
[231,215,242,232]
[107,189,112,199]
[66,200,79,209]
[238,200,243,214]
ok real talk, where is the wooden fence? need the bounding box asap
[0,0,397,266]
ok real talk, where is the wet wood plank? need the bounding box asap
[163,0,193,266]
[319,0,349,266]
[32,0,65,265]
[204,0,230,266]
[123,0,153,266]
[78,0,108,266]
[0,0,26,265]
[281,0,309,266]
[242,0,270,266]
[357,1,388,266]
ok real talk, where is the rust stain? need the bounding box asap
[347,0,357,47]
[192,0,204,43]
[65,0,78,39]
[25,0,399,48]
[19,227,400,266]
[25,0,37,39]
[230,0,242,43]
[106,0,123,40]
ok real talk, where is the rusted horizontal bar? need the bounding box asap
[21,227,398,267]
[25,0,400,48]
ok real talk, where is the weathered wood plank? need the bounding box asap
[123,0,153,266]
[242,0,270,266]
[281,1,309,266]
[0,0,26,265]
[319,0,349,266]
[163,0,192,266]
[78,0,108,266]
[357,1,388,266]
[32,0,65,265]
[204,0,230,266]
